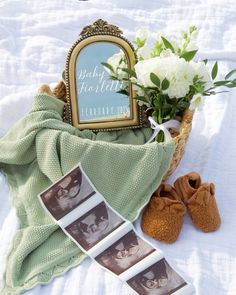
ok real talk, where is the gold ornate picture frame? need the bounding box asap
[64,19,147,131]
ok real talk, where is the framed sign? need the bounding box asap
[65,19,147,131]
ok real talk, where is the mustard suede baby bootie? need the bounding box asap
[141,184,186,243]
[174,172,221,232]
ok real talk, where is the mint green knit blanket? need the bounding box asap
[0,94,174,295]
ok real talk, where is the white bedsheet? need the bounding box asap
[1,0,236,294]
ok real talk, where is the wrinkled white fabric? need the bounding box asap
[1,0,236,294]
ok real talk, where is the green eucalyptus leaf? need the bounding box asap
[121,68,137,78]
[214,80,231,87]
[211,62,218,80]
[177,101,190,109]
[180,50,198,61]
[134,96,149,104]
[150,73,161,87]
[132,82,143,88]
[213,91,229,94]
[163,115,171,120]
[154,102,159,108]
[161,37,175,53]
[146,86,159,91]
[225,83,236,88]
[162,105,172,115]
[203,59,208,64]
[161,78,170,90]
[101,62,114,73]
[109,76,118,80]
[135,37,146,48]
[116,89,129,95]
[225,69,236,80]
[152,111,158,122]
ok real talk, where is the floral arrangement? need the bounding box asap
[102,26,236,142]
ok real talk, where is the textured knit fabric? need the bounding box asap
[0,94,174,295]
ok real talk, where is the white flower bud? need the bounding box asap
[136,28,150,42]
[189,94,204,110]
[191,30,198,40]
[186,42,198,51]
[155,31,163,42]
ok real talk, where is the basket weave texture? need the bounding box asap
[46,81,194,179]
[164,109,194,180]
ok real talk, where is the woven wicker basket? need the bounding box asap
[163,109,194,180]
[44,81,194,179]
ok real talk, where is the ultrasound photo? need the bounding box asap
[40,166,95,220]
[65,202,124,250]
[95,230,155,275]
[127,258,187,295]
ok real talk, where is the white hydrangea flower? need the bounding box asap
[164,56,195,98]
[189,93,204,110]
[190,61,213,90]
[134,54,195,98]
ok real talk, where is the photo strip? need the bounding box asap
[39,166,96,220]
[38,163,193,295]
[127,258,187,295]
[65,201,125,250]
[95,230,156,275]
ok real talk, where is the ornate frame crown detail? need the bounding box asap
[80,19,123,37]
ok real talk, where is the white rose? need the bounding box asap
[190,61,213,90]
[134,57,162,87]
